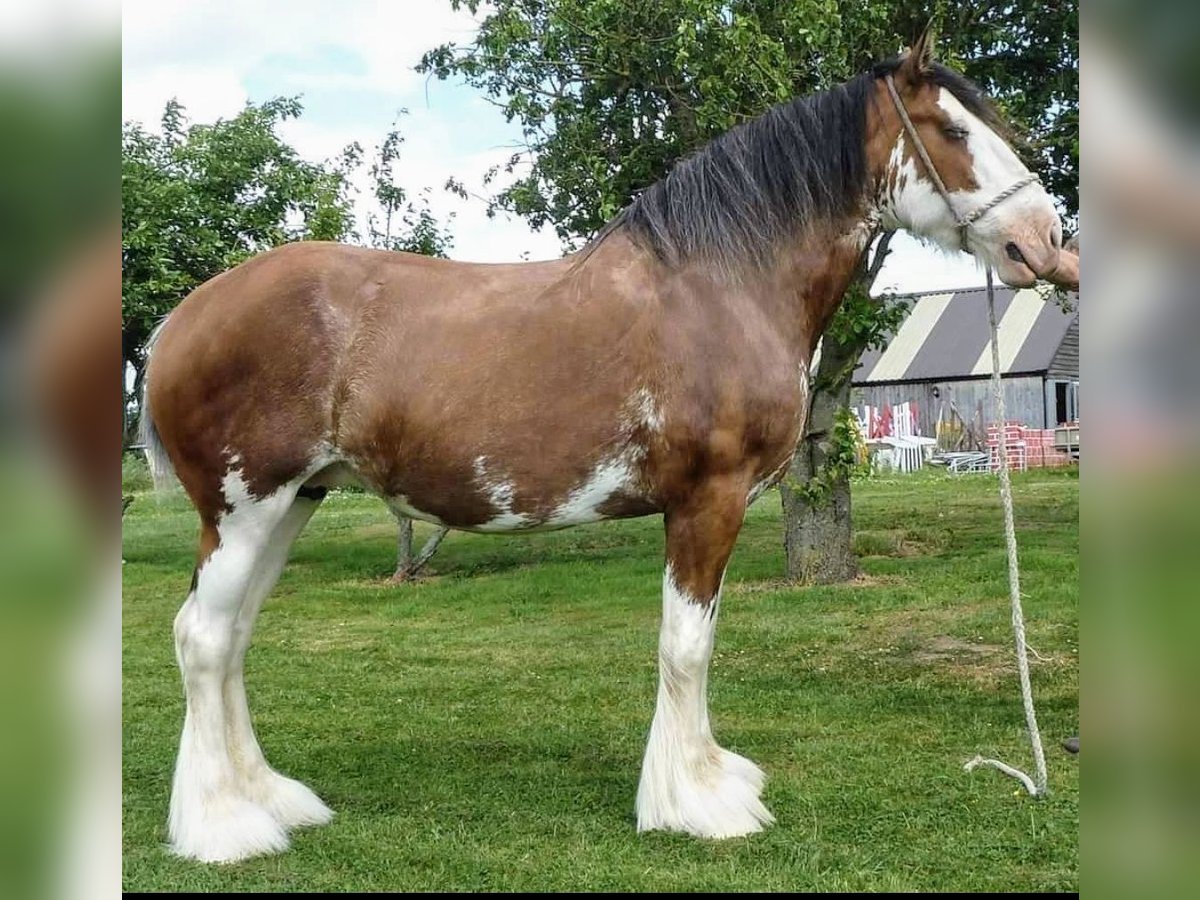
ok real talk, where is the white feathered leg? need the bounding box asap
[168,472,307,863]
[636,481,773,838]
[636,567,773,837]
[224,491,333,831]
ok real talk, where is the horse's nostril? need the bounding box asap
[1005,242,1027,265]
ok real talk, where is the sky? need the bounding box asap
[122,0,990,295]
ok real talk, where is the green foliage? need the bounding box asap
[121,97,359,374]
[421,1,1077,245]
[817,275,910,392]
[825,285,907,355]
[365,117,456,258]
[783,406,871,506]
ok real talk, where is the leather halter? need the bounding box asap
[884,74,1040,252]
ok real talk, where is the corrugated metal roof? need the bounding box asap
[849,286,1078,384]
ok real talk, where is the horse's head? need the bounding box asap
[873,30,1079,290]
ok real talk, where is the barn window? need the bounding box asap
[1053,380,1079,424]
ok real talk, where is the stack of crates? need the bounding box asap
[987,422,1027,472]
[987,422,1075,469]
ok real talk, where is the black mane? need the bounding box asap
[612,59,1008,272]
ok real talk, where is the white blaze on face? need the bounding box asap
[934,90,1057,259]
[881,86,1056,264]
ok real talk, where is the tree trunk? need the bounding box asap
[778,231,895,585]
[780,335,859,584]
[391,513,449,582]
[394,515,414,578]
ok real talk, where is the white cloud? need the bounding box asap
[122,64,248,127]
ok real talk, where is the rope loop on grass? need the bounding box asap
[963,266,1049,798]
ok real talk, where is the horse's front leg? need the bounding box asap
[636,473,775,838]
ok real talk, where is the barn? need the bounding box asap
[850,285,1079,438]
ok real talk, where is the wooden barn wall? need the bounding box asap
[851,375,1049,435]
[1047,318,1079,378]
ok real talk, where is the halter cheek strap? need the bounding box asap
[884,74,1041,251]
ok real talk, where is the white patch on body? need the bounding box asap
[472,455,533,532]
[747,455,792,506]
[879,134,949,243]
[386,494,448,527]
[636,566,774,838]
[633,386,664,432]
[472,388,658,532]
[545,387,659,526]
[169,466,332,863]
[546,454,638,527]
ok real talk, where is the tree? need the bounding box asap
[365,119,457,258]
[780,233,907,582]
[420,0,1078,582]
[122,97,359,438]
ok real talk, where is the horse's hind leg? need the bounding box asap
[224,486,333,830]
[168,476,310,863]
[636,474,774,838]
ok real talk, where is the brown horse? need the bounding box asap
[140,34,1079,863]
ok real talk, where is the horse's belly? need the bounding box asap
[375,450,658,534]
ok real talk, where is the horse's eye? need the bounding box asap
[944,125,969,142]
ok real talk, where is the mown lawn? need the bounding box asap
[122,469,1078,892]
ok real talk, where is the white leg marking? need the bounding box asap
[171,558,288,861]
[636,566,774,838]
[224,497,333,832]
[169,471,323,863]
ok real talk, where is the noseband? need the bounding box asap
[884,74,1040,252]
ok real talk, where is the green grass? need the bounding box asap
[122,469,1078,891]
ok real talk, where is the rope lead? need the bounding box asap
[963,265,1049,797]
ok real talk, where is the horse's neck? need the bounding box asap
[748,217,877,359]
[578,216,874,364]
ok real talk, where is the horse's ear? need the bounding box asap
[897,22,937,85]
